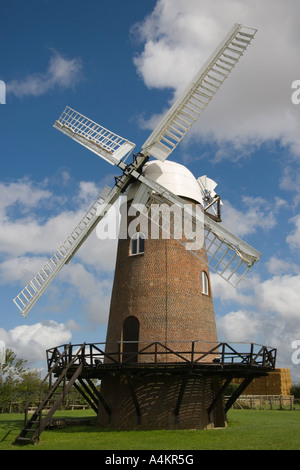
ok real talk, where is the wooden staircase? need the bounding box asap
[14,343,85,445]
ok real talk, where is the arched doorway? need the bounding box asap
[122,316,140,363]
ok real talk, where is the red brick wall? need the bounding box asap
[105,209,218,360]
[97,373,225,429]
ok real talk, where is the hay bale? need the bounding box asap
[232,368,292,395]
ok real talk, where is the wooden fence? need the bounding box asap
[228,395,295,410]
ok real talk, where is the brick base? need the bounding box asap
[97,373,226,430]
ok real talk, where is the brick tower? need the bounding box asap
[97,161,225,429]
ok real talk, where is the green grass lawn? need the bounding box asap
[0,409,299,450]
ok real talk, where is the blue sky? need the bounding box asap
[1,0,300,382]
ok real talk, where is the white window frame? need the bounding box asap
[130,232,145,256]
[201,271,209,295]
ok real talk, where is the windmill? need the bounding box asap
[13,24,275,433]
[13,23,260,319]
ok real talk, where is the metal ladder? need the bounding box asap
[142,24,257,161]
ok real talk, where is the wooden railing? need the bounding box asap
[46,341,276,371]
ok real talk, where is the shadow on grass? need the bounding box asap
[0,416,24,443]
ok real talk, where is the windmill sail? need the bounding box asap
[54,107,135,166]
[13,185,121,318]
[13,153,149,318]
[149,193,260,286]
[141,24,257,161]
[135,174,261,287]
[201,217,261,286]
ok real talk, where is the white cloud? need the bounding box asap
[7,51,83,98]
[0,177,117,266]
[76,181,100,206]
[0,209,83,257]
[61,263,112,325]
[132,0,300,159]
[216,305,300,379]
[266,256,300,276]
[0,179,51,217]
[0,321,72,365]
[213,269,300,380]
[0,256,49,285]
[217,309,261,342]
[213,270,300,323]
[211,272,259,306]
[221,196,280,237]
[256,274,300,320]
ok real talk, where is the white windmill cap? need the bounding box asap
[141,160,203,204]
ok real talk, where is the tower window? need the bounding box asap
[201,271,209,295]
[130,232,145,256]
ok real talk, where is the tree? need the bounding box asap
[0,349,44,412]
[290,383,300,398]
[0,348,93,413]
[1,349,27,379]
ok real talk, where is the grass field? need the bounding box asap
[0,409,299,450]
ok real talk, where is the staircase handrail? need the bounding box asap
[21,343,72,413]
